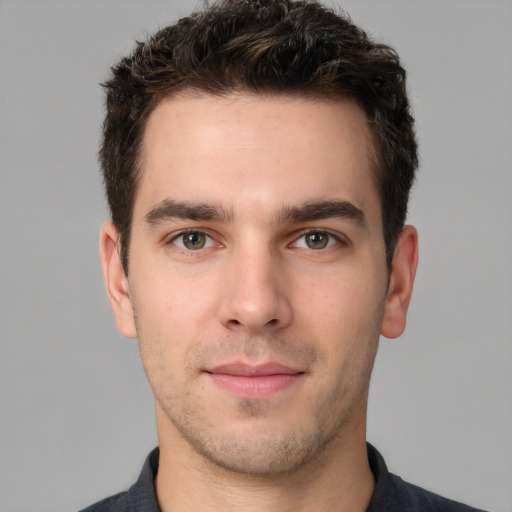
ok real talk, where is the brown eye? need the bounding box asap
[305,232,329,249]
[290,231,340,251]
[174,231,209,250]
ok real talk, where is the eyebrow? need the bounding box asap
[144,198,366,227]
[144,199,233,225]
[277,200,367,227]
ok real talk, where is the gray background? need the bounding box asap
[1,1,511,511]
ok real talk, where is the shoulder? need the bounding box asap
[78,492,128,512]
[77,447,160,512]
[366,444,488,512]
[390,474,488,512]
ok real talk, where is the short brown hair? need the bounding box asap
[100,0,418,273]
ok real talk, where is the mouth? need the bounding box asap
[204,362,305,399]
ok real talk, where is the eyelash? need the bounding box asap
[166,229,347,252]
[290,229,346,250]
[167,230,218,251]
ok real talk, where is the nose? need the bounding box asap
[217,244,293,333]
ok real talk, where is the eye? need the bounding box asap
[291,231,340,250]
[171,230,215,250]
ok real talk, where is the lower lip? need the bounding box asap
[208,373,302,399]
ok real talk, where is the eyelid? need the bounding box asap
[166,228,220,250]
[162,227,348,250]
[288,229,348,249]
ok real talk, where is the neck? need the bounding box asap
[154,407,374,512]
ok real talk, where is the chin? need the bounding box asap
[177,417,339,476]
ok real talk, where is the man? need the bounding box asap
[83,0,487,510]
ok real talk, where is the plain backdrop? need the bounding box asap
[1,1,511,511]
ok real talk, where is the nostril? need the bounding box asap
[265,318,278,326]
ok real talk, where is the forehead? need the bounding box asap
[136,92,380,223]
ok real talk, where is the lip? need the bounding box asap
[205,362,304,399]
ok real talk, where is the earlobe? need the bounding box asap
[381,225,419,339]
[99,221,137,339]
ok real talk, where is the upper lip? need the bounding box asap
[206,362,303,376]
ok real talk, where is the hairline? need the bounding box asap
[119,87,386,275]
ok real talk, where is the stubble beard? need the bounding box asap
[145,340,378,478]
[135,301,382,478]
[158,394,344,477]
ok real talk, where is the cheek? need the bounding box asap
[132,259,218,326]
[131,268,223,381]
[297,273,384,355]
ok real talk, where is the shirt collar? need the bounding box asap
[128,443,397,512]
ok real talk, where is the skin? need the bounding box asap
[100,93,418,512]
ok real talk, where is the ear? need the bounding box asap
[381,225,419,339]
[99,221,137,339]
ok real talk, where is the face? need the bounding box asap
[101,93,417,476]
